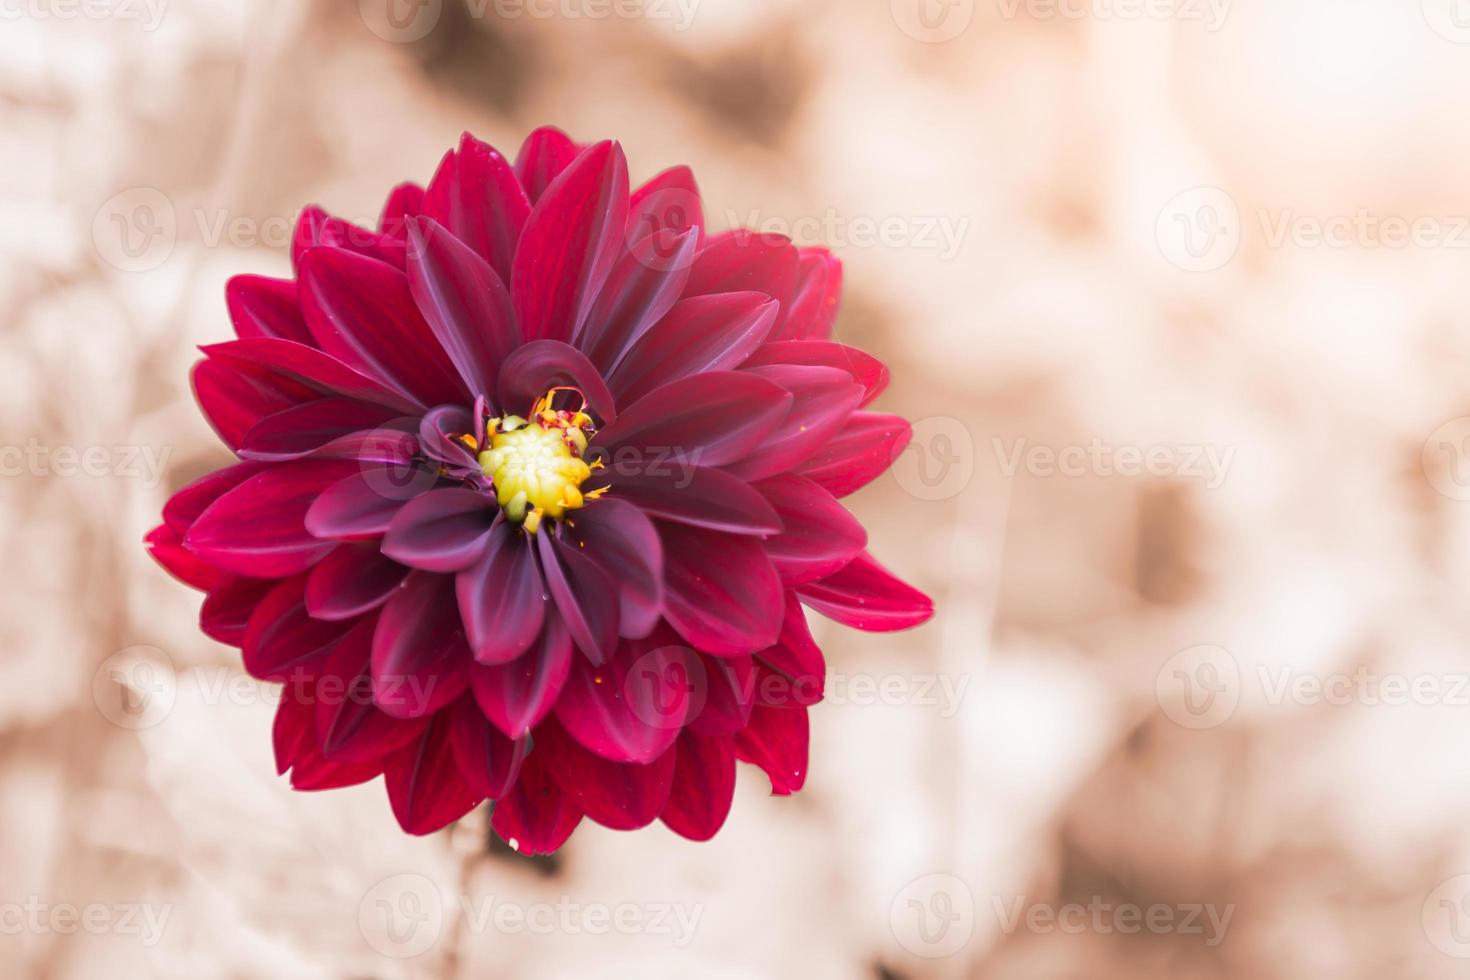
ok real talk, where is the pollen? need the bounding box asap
[478,392,597,529]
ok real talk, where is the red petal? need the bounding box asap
[371,571,471,719]
[489,740,583,854]
[316,616,428,764]
[162,461,267,533]
[539,718,674,831]
[448,696,529,798]
[456,521,547,665]
[305,542,408,621]
[685,230,799,315]
[384,712,483,835]
[661,732,736,841]
[145,523,225,591]
[603,466,782,536]
[469,616,573,739]
[226,274,313,345]
[753,592,825,707]
[513,126,583,204]
[537,531,619,665]
[422,134,530,282]
[553,638,689,763]
[242,576,344,681]
[579,228,698,374]
[687,653,755,737]
[591,371,791,469]
[565,499,662,638]
[606,292,778,406]
[734,704,809,795]
[628,165,703,243]
[722,365,864,482]
[754,473,866,586]
[741,340,887,407]
[237,398,404,461]
[200,574,274,645]
[201,338,418,413]
[303,465,431,540]
[797,551,934,632]
[770,248,841,341]
[795,412,911,498]
[381,488,497,573]
[192,358,315,451]
[659,522,784,656]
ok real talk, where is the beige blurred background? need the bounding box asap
[8,0,1470,976]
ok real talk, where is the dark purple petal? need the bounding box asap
[590,371,792,469]
[371,571,471,719]
[305,542,409,621]
[456,521,547,665]
[495,340,615,423]
[565,499,662,638]
[299,246,468,407]
[489,741,583,854]
[316,615,428,764]
[185,460,356,577]
[722,365,864,482]
[536,530,618,664]
[606,292,778,406]
[513,125,582,204]
[422,134,530,282]
[448,695,528,798]
[381,488,497,573]
[511,141,629,344]
[539,718,674,831]
[226,274,313,345]
[754,473,865,586]
[237,398,403,461]
[602,466,782,535]
[795,412,911,498]
[384,712,482,835]
[660,732,736,841]
[418,405,478,471]
[303,465,427,540]
[470,616,573,739]
[578,228,698,374]
[553,639,688,764]
[741,340,887,407]
[797,551,934,632]
[242,576,344,681]
[659,522,784,656]
[734,704,809,796]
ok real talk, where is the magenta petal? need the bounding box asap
[685,230,799,312]
[536,531,618,665]
[371,571,471,719]
[200,575,275,645]
[628,165,704,243]
[422,134,530,282]
[687,653,756,737]
[448,696,528,798]
[192,358,314,451]
[163,461,267,533]
[186,460,356,577]
[798,551,934,632]
[565,499,662,638]
[660,732,736,841]
[754,473,866,586]
[754,592,825,707]
[406,216,520,400]
[381,488,496,573]
[770,248,842,341]
[200,337,418,414]
[305,542,408,621]
[299,246,468,407]
[227,274,313,345]
[511,141,629,344]
[238,398,404,461]
[470,616,573,738]
[456,521,547,665]
[741,339,888,407]
[378,181,425,237]
[146,524,225,591]
[275,681,385,790]
[603,466,782,535]
[513,125,583,204]
[490,742,583,854]
[242,576,344,681]
[735,704,809,796]
[591,371,792,469]
[722,365,864,482]
[606,292,778,406]
[385,712,482,835]
[553,640,688,764]
[316,616,428,764]
[539,718,674,831]
[796,412,911,498]
[291,205,402,271]
[578,228,698,374]
[303,465,426,540]
[659,522,784,656]
[495,340,616,423]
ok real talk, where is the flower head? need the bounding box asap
[147,127,933,852]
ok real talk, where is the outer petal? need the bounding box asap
[162,461,267,533]
[200,574,274,645]
[627,165,703,243]
[722,365,864,482]
[659,522,784,657]
[304,465,432,541]
[660,732,737,842]
[553,638,690,763]
[489,741,584,855]
[200,338,418,414]
[511,141,629,344]
[371,571,470,719]
[770,248,842,341]
[513,125,583,204]
[602,466,782,536]
[795,412,911,498]
[754,473,866,586]
[275,680,384,791]
[448,696,528,798]
[192,358,314,451]
[797,551,934,632]
[242,575,344,681]
[226,274,313,345]
[753,592,825,708]
[422,134,530,282]
[687,653,755,737]
[578,228,698,375]
[456,521,547,665]
[605,292,778,406]
[539,719,675,831]
[384,712,483,835]
[237,399,404,461]
[147,524,224,590]
[590,372,791,469]
[734,704,809,796]
[741,340,887,407]
[316,616,428,764]
[469,616,573,739]
[685,230,799,314]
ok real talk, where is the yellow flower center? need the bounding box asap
[477,391,602,532]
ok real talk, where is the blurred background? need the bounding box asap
[7,0,1470,976]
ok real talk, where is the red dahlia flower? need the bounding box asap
[146,128,933,853]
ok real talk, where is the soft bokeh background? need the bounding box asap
[7,0,1470,976]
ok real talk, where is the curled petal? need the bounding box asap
[496,340,615,423]
[797,551,934,632]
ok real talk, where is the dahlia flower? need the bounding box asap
[147,128,933,852]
